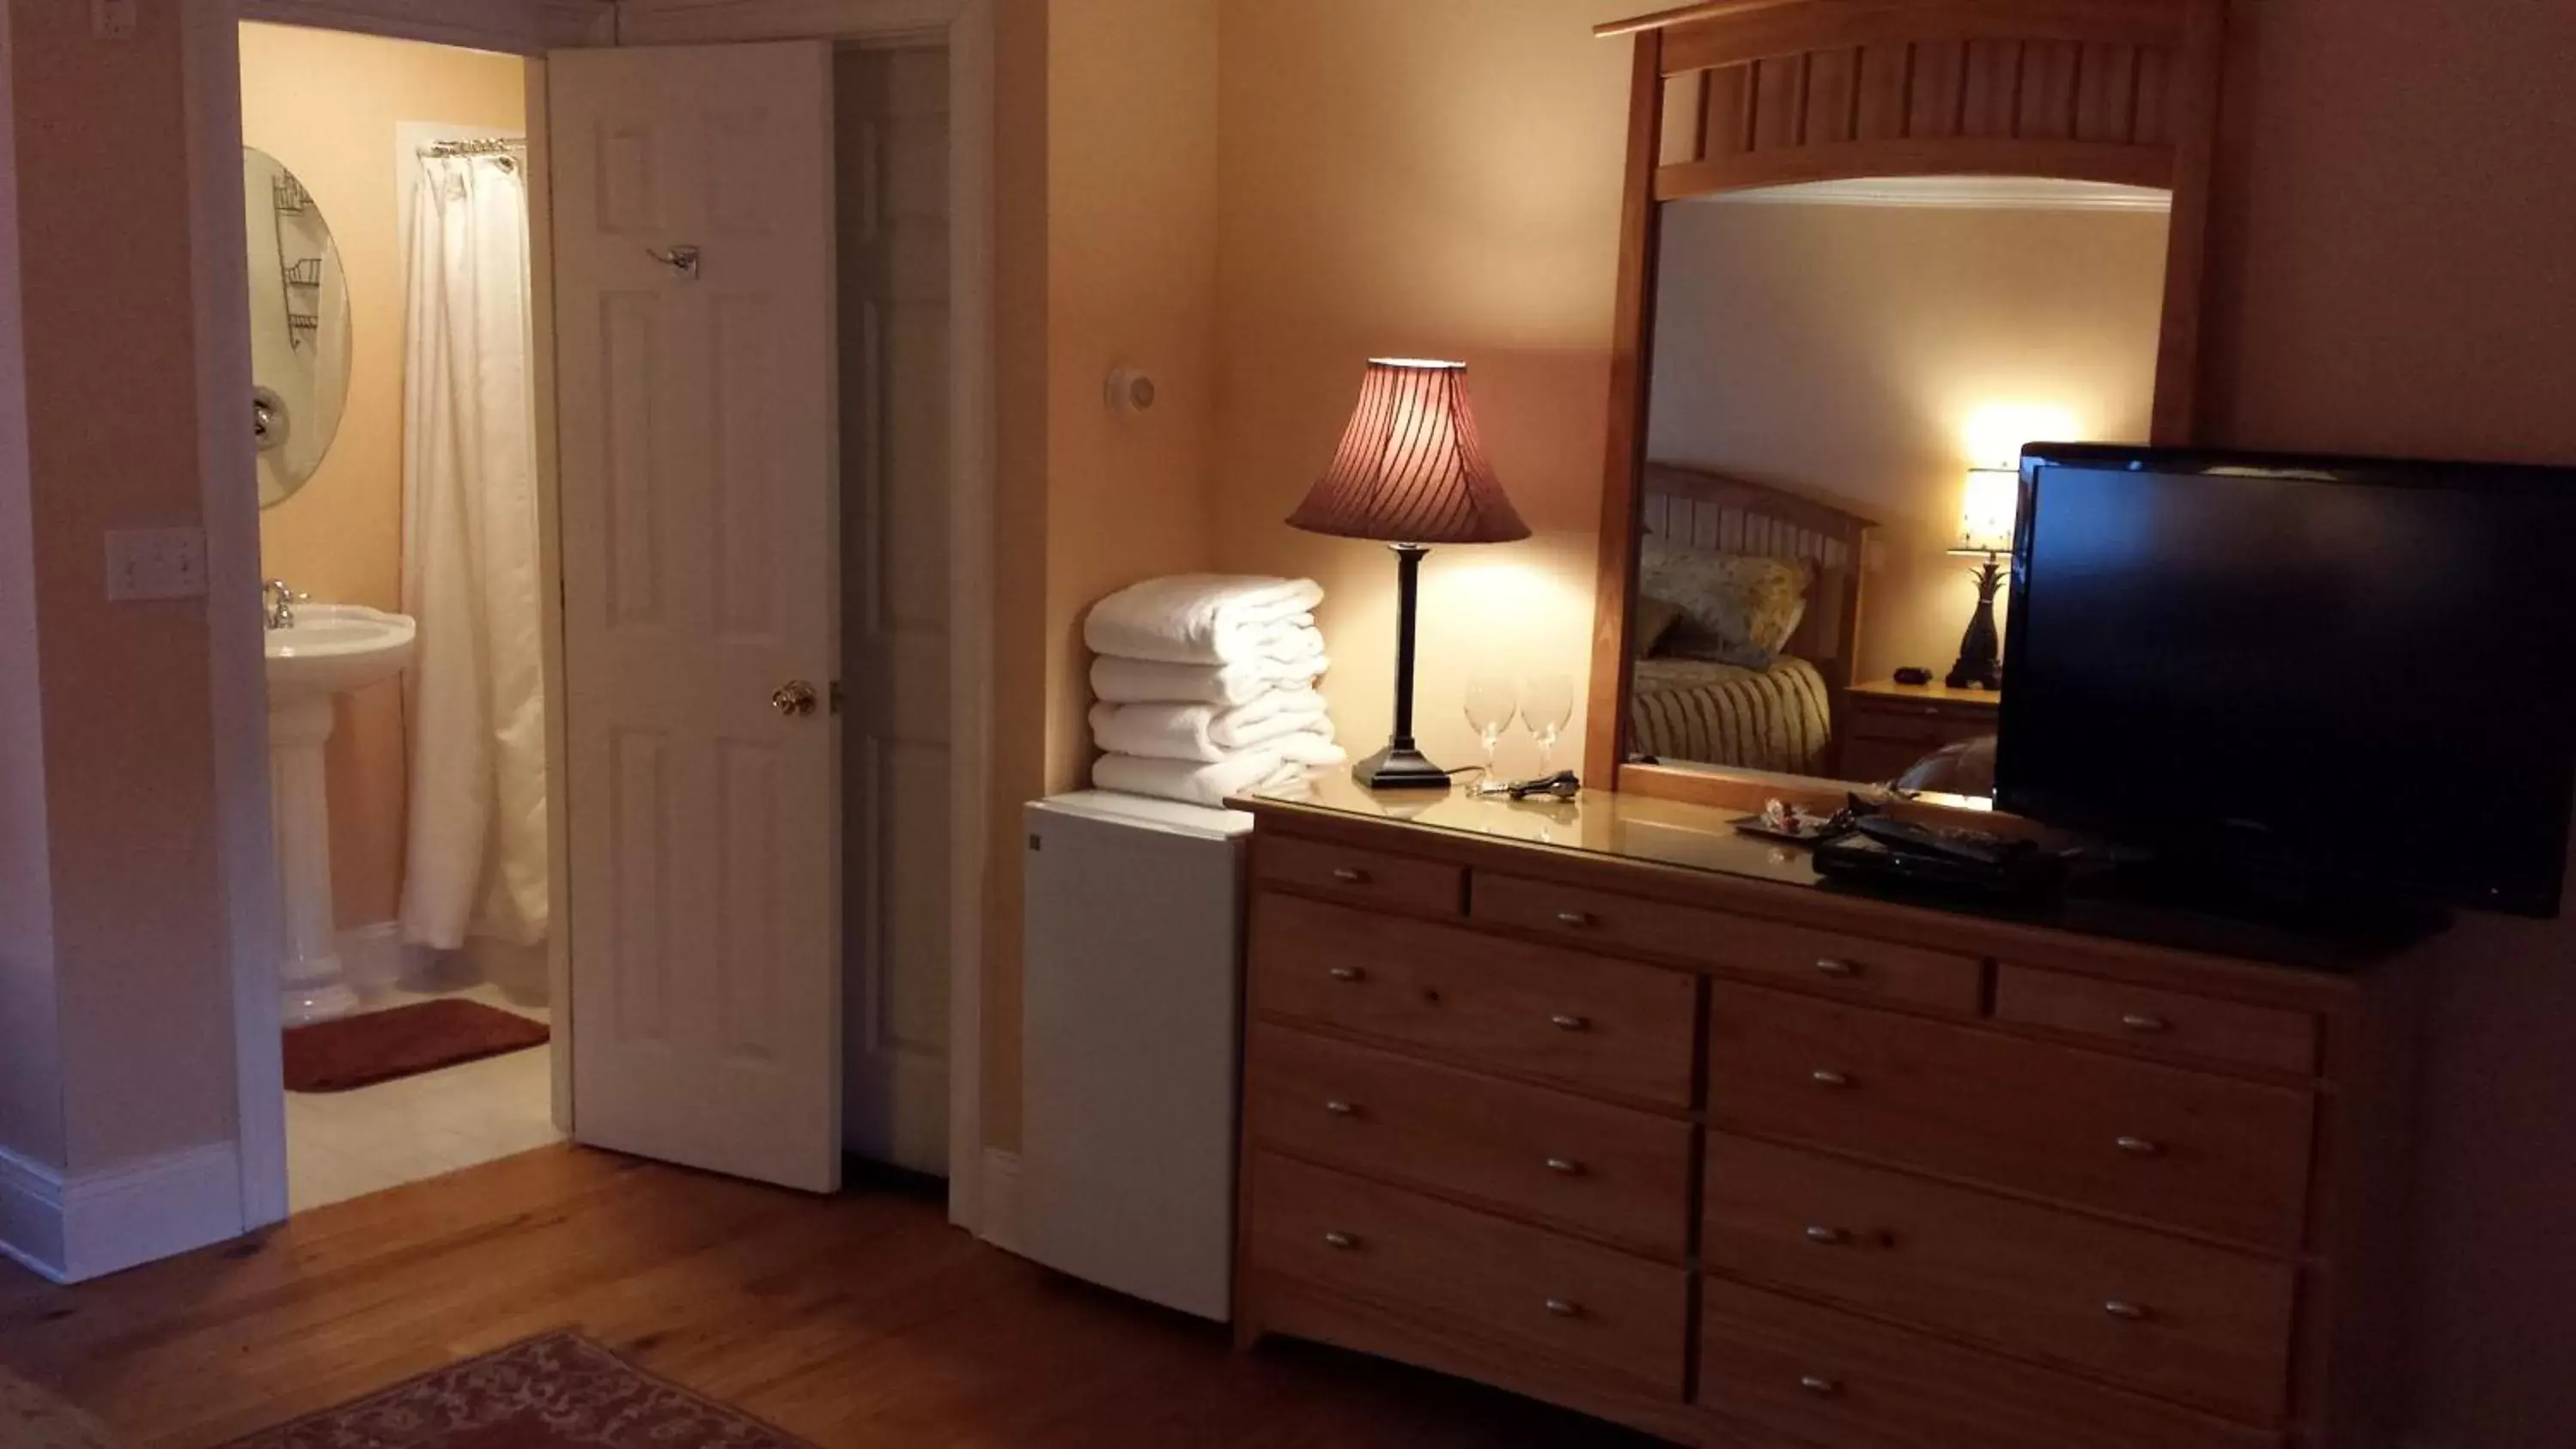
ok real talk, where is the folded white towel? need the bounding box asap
[1084,574,1326,665]
[1091,653,1332,706]
[1089,693,1331,763]
[1273,728,1348,767]
[1093,749,1304,809]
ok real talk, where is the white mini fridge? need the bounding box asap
[1020,790,1252,1321]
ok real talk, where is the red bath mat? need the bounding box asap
[216,1330,813,1447]
[283,998,550,1093]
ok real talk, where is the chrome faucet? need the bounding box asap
[264,579,305,631]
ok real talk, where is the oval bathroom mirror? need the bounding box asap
[243,147,352,509]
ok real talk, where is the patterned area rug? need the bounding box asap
[283,999,550,1093]
[219,1331,811,1448]
[0,1363,118,1449]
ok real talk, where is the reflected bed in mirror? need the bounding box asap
[244,147,353,509]
[1620,174,2173,799]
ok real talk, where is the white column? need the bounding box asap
[268,692,355,1024]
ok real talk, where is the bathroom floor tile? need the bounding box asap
[284,980,562,1215]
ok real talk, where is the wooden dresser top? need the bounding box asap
[1233,777,2412,991]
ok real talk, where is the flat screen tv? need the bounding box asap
[1997,444,2576,919]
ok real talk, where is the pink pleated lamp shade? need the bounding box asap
[1286,359,1532,545]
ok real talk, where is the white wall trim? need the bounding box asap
[241,0,613,54]
[1694,175,2173,213]
[611,0,999,1239]
[0,1149,67,1283]
[977,1146,1021,1252]
[186,3,290,1238]
[0,1142,245,1284]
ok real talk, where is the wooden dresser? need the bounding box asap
[1230,781,2413,1448]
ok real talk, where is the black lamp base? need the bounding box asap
[1352,742,1453,791]
[1945,555,2006,692]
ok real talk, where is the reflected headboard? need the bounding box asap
[1637,459,1874,698]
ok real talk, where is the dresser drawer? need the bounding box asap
[1994,966,2319,1076]
[1699,1278,2281,1449]
[1247,1152,1690,1396]
[1254,834,1464,916]
[1702,1133,2296,1421]
[1249,1023,1693,1258]
[1471,873,1983,1016]
[1249,894,1698,1108]
[1707,984,2314,1250]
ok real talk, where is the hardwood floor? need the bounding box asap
[0,1145,1654,1447]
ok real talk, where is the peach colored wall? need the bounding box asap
[1042,0,1221,794]
[1648,202,2167,688]
[7,2,234,1167]
[240,23,526,931]
[979,0,1224,1155]
[0,0,61,1173]
[978,0,1051,1155]
[1212,0,1632,782]
[2195,3,2576,1444]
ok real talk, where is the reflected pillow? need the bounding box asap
[1637,537,1814,667]
[1633,596,1686,658]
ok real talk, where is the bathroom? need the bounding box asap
[241,16,963,1211]
[242,21,556,1212]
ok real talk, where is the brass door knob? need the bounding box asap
[772,680,819,717]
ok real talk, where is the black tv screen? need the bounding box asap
[1996,445,2576,917]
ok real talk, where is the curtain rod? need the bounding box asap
[421,137,526,158]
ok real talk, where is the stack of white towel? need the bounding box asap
[1085,574,1345,808]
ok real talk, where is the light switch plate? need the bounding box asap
[105,527,208,601]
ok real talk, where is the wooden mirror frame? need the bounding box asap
[1582,0,2227,815]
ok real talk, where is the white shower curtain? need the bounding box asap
[398,150,547,951]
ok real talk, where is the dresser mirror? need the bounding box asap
[1583,0,2227,814]
[1627,178,2172,799]
[243,147,353,509]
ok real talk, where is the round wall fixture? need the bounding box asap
[1105,366,1157,415]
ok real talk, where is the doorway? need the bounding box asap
[204,6,992,1227]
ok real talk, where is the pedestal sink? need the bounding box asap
[266,603,416,1025]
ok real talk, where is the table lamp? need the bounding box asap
[1288,359,1530,788]
[1946,465,2019,690]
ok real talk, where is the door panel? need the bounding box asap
[551,41,841,1192]
[837,45,953,1173]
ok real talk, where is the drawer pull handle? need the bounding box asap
[1798,1374,1842,1397]
[2116,1135,2164,1157]
[1814,957,1857,978]
[1543,1298,1582,1318]
[1554,910,1595,928]
[1321,1231,1358,1250]
[2120,1013,2170,1033]
[2104,1299,2150,1321]
[1323,1100,1358,1117]
[1803,1224,1848,1246]
[1329,866,1370,884]
[1550,1013,1591,1033]
[1810,1069,1852,1088]
[1327,966,1365,983]
[1544,1156,1584,1176]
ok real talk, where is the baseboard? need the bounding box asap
[979,1147,1022,1253]
[0,1148,67,1283]
[0,1141,244,1284]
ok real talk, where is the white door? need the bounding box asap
[550,43,841,1192]
[835,46,952,1174]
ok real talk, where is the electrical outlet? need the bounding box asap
[105,528,208,602]
[92,0,136,40]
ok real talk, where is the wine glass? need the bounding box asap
[1462,672,1520,786]
[1522,674,1576,777]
